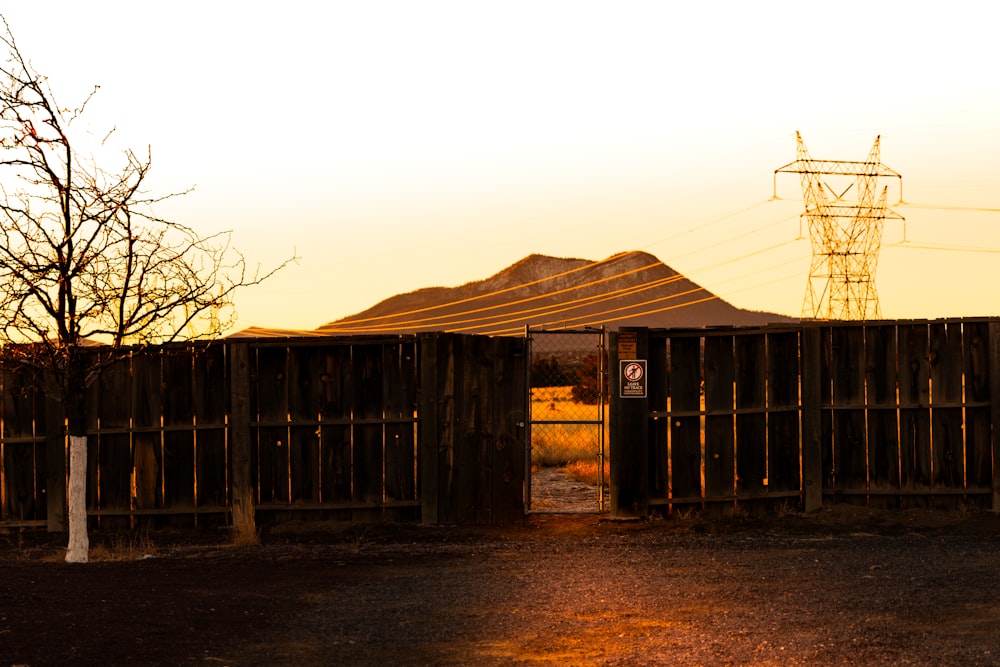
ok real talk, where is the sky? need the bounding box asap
[3,2,1000,332]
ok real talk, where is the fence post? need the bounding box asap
[801,325,823,512]
[228,342,253,529]
[609,327,649,518]
[45,395,66,532]
[419,334,442,524]
[990,321,1000,511]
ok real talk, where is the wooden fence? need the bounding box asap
[0,333,527,530]
[610,319,1000,517]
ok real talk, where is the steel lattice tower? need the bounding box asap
[774,132,903,320]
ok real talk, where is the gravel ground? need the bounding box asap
[3,501,1000,666]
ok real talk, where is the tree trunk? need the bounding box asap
[65,434,89,563]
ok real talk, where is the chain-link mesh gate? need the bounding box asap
[525,328,607,512]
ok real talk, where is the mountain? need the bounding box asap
[314,250,795,336]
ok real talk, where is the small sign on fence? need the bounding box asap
[620,359,647,398]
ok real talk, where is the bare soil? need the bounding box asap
[3,501,1000,666]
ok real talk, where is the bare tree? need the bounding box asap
[0,18,291,562]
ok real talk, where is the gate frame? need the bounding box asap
[524,326,607,512]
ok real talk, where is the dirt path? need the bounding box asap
[529,465,606,513]
[3,507,1000,666]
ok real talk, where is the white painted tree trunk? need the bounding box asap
[65,435,89,563]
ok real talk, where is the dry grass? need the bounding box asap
[88,531,158,562]
[559,459,610,486]
[531,386,606,485]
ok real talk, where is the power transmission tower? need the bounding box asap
[774,132,903,320]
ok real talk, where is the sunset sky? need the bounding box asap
[3,3,999,332]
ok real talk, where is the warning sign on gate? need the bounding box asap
[620,359,647,398]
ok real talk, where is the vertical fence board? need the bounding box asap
[736,335,766,498]
[384,342,417,507]
[255,348,289,505]
[767,332,800,495]
[490,337,525,525]
[95,359,131,525]
[899,324,931,497]
[288,347,321,506]
[161,351,195,513]
[669,337,702,503]
[194,347,227,513]
[229,343,252,524]
[929,323,964,497]
[831,327,866,496]
[353,344,384,508]
[648,336,669,501]
[419,335,443,524]
[801,327,823,512]
[2,372,40,522]
[989,322,1000,510]
[963,322,991,499]
[865,325,899,500]
[320,346,353,506]
[610,328,649,517]
[704,335,735,506]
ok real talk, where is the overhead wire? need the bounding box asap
[328,191,1000,335]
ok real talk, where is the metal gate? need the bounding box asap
[525,328,606,512]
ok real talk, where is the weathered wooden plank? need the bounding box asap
[384,343,417,505]
[610,328,649,518]
[320,424,352,504]
[929,323,964,500]
[931,408,963,495]
[2,371,40,522]
[490,336,526,525]
[736,413,766,497]
[163,430,194,510]
[290,425,320,503]
[865,325,899,503]
[352,344,384,506]
[255,347,288,424]
[736,334,765,411]
[735,335,766,499]
[419,334,444,524]
[767,332,799,409]
[898,324,931,503]
[670,337,701,412]
[768,410,799,494]
[671,415,701,501]
[964,321,990,404]
[228,342,253,517]
[898,324,930,407]
[800,326,823,512]
[193,345,227,425]
[667,336,701,504]
[966,407,991,493]
[766,332,800,497]
[833,409,867,495]
[832,325,865,407]
[160,350,191,427]
[45,394,66,531]
[990,322,1000,510]
[929,323,963,404]
[648,335,669,501]
[95,359,132,525]
[867,408,900,497]
[288,346,321,423]
[257,426,289,504]
[704,335,735,507]
[195,428,227,510]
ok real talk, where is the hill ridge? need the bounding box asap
[314,250,794,335]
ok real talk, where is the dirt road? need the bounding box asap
[3,506,1000,666]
